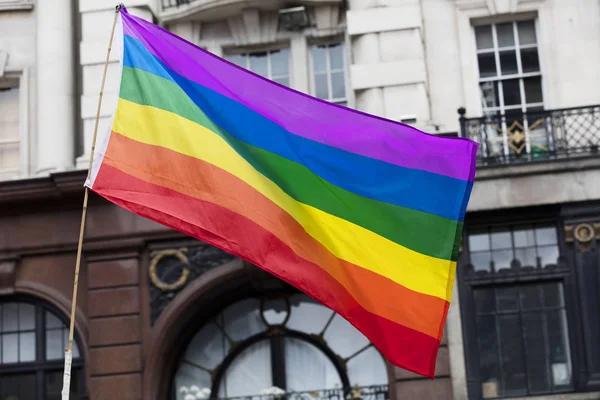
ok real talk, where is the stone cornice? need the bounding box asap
[0,170,87,205]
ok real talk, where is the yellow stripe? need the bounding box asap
[111,98,456,301]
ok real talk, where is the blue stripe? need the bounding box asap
[122,34,469,221]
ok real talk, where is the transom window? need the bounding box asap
[0,80,20,180]
[0,299,85,399]
[174,294,387,400]
[226,49,290,87]
[311,43,347,106]
[475,20,543,115]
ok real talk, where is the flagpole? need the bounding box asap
[61,5,122,399]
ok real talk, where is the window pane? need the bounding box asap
[520,285,543,310]
[19,303,35,331]
[496,23,515,47]
[474,289,496,313]
[521,47,540,73]
[518,20,537,45]
[538,245,559,267]
[312,45,327,73]
[536,227,557,245]
[543,283,564,307]
[273,77,289,87]
[475,25,494,50]
[522,311,551,393]
[491,230,512,249]
[513,227,535,248]
[0,373,36,400]
[19,332,35,362]
[331,72,345,99]
[220,339,272,397]
[249,52,268,76]
[477,315,501,398]
[226,54,246,68]
[285,337,343,391]
[471,251,492,272]
[547,310,573,389]
[524,76,543,104]
[2,303,18,332]
[287,295,334,334]
[469,232,490,251]
[502,79,522,106]
[498,314,527,396]
[329,44,344,70]
[46,311,63,329]
[347,345,387,386]
[270,49,289,77]
[185,323,228,370]
[515,247,537,267]
[46,329,64,360]
[478,52,497,78]
[496,287,519,311]
[480,81,500,109]
[175,364,212,400]
[223,298,266,342]
[324,314,369,358]
[2,333,18,363]
[500,50,518,75]
[315,73,329,99]
[262,297,288,325]
[492,249,513,270]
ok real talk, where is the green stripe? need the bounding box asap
[118,66,461,260]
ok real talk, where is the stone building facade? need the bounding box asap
[0,0,599,399]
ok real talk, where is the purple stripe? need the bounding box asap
[120,10,478,182]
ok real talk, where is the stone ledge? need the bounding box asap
[475,156,600,181]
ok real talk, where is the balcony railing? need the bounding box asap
[458,105,600,166]
[213,386,389,400]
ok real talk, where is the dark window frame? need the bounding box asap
[457,207,588,399]
[0,295,86,400]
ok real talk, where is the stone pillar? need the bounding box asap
[35,0,75,175]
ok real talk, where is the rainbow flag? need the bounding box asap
[87,6,478,377]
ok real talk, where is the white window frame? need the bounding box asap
[0,68,29,180]
[476,19,545,115]
[308,37,351,107]
[224,45,292,86]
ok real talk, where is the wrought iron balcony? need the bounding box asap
[458,105,600,166]
[211,386,389,400]
[162,0,191,9]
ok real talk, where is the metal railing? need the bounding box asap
[458,105,600,166]
[217,385,389,400]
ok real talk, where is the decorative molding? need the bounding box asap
[227,9,278,46]
[564,223,600,252]
[149,244,236,325]
[0,0,33,11]
[0,51,8,78]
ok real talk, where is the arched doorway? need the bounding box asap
[174,293,388,400]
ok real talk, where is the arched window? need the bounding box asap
[0,298,85,399]
[174,294,388,400]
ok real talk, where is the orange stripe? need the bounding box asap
[103,132,448,339]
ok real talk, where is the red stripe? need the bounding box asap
[93,163,441,377]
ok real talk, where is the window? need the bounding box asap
[475,20,543,115]
[0,80,20,180]
[311,43,347,106]
[225,49,290,87]
[174,294,388,400]
[0,299,85,399]
[460,223,576,399]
